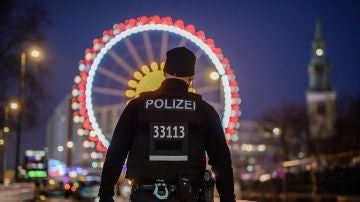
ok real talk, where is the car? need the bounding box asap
[72,180,100,201]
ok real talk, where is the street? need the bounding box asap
[44,196,247,202]
[44,196,127,202]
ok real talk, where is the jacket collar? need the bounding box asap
[158,78,189,94]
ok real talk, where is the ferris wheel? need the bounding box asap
[72,16,241,159]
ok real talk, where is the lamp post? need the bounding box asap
[15,48,41,181]
[1,101,19,183]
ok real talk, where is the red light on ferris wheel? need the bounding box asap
[213,47,222,55]
[205,38,214,48]
[127,18,137,27]
[139,16,149,24]
[161,16,173,25]
[185,24,195,34]
[118,23,126,31]
[174,20,184,29]
[196,31,206,40]
[96,142,107,152]
[150,15,161,23]
[221,58,229,65]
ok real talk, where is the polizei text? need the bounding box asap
[145,98,196,111]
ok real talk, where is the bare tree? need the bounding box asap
[0,0,52,128]
[259,102,309,160]
[333,92,360,152]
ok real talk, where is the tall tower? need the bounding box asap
[306,20,336,139]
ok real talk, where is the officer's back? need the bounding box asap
[98,47,235,202]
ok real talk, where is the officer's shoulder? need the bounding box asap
[183,92,214,111]
[125,96,143,108]
[138,91,158,99]
[188,92,202,100]
[195,96,217,113]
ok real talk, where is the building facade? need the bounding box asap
[46,94,83,166]
[306,20,336,139]
[46,94,125,170]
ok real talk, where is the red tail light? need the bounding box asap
[64,183,70,190]
[71,186,77,192]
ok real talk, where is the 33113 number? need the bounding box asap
[152,125,185,139]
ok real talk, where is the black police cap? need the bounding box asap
[164,47,196,77]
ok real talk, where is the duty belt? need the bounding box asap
[133,184,177,191]
[132,181,177,200]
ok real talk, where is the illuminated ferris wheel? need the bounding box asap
[72,16,241,158]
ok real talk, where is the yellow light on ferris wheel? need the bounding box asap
[125,61,196,99]
[125,62,165,99]
[141,65,150,74]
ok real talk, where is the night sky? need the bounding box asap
[19,0,360,156]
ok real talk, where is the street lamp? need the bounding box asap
[9,102,19,110]
[30,49,41,58]
[3,127,10,133]
[272,127,282,137]
[66,141,74,149]
[2,100,19,134]
[15,47,43,180]
[2,100,19,183]
[57,146,64,152]
[209,71,220,80]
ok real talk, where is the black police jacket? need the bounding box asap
[99,78,235,202]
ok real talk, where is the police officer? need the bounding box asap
[98,47,235,202]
